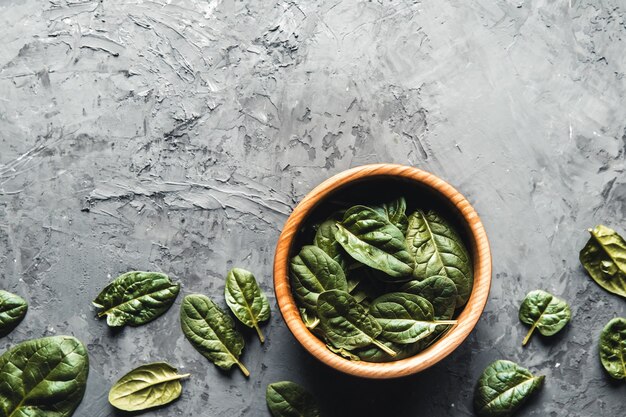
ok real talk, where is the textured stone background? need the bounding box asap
[1,0,625,416]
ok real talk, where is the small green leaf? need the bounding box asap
[317,289,396,356]
[180,294,249,377]
[225,267,270,343]
[290,246,348,311]
[0,290,28,337]
[335,205,414,280]
[93,271,180,327]
[599,317,626,380]
[519,290,570,346]
[372,197,408,233]
[579,225,626,299]
[405,210,473,306]
[474,360,544,417]
[0,336,89,417]
[109,362,189,411]
[314,218,348,269]
[266,381,321,417]
[369,292,456,344]
[401,275,458,319]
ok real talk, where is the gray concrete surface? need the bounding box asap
[1,0,625,416]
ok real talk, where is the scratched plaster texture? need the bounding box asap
[1,0,625,416]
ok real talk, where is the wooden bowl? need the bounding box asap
[273,164,492,379]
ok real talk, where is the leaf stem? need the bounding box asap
[372,339,397,357]
[254,324,265,344]
[236,360,251,377]
[522,323,537,346]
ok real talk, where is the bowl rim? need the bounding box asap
[273,163,492,379]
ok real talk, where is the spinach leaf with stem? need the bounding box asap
[225,267,270,343]
[580,224,626,299]
[401,275,458,319]
[518,290,570,346]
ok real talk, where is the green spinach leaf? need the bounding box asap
[335,205,414,279]
[579,224,626,299]
[519,290,570,346]
[317,289,396,356]
[225,267,270,343]
[401,275,458,319]
[0,335,89,417]
[290,245,348,311]
[372,197,408,233]
[599,317,626,380]
[266,381,321,417]
[326,343,361,361]
[356,337,420,362]
[314,218,348,269]
[405,210,473,305]
[93,271,180,327]
[109,362,189,411]
[0,290,28,337]
[369,292,456,344]
[474,360,544,417]
[180,294,249,377]
[299,308,320,330]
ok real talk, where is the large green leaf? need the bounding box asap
[109,362,189,411]
[0,290,28,337]
[372,197,408,233]
[599,317,626,380]
[518,290,570,346]
[317,289,396,356]
[401,275,458,319]
[405,210,473,305]
[335,205,414,280]
[0,336,89,417]
[474,360,544,417]
[93,271,180,327]
[579,224,626,299]
[369,292,456,344]
[180,294,249,377]
[266,381,321,417]
[225,268,270,343]
[314,218,348,269]
[290,246,348,311]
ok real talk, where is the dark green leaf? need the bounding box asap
[369,292,456,344]
[93,271,180,327]
[0,335,89,417]
[0,290,28,337]
[401,275,458,319]
[579,224,626,299]
[372,197,408,233]
[290,246,348,311]
[335,205,413,280]
[355,337,421,363]
[406,210,473,305]
[109,362,189,411]
[266,381,321,417]
[314,219,348,269]
[225,267,270,343]
[180,294,249,377]
[317,289,396,356]
[474,360,544,417]
[519,290,570,346]
[599,317,626,380]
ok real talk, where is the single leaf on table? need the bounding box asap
[317,289,396,356]
[405,210,473,306]
[474,360,544,417]
[335,205,414,280]
[266,381,321,417]
[314,218,348,269]
[0,335,89,417]
[519,290,570,346]
[180,294,250,377]
[93,271,180,327]
[0,290,28,337]
[579,224,626,299]
[372,197,409,233]
[599,317,626,380]
[369,292,456,344]
[290,245,348,311]
[225,267,270,343]
[401,275,458,319]
[109,362,189,411]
